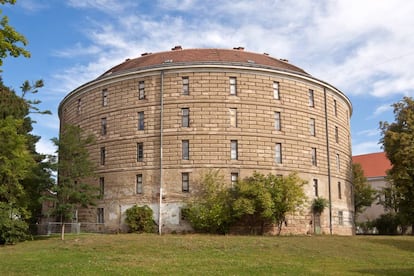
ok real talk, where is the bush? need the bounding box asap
[311,197,328,214]
[125,205,156,233]
[0,204,30,245]
[373,213,401,235]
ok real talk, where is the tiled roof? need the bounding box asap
[352,152,392,178]
[100,47,309,77]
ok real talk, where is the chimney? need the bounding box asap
[171,45,182,51]
[280,58,289,63]
[233,47,245,51]
[263,53,269,56]
[141,52,152,56]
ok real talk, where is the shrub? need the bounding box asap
[311,197,328,214]
[0,204,30,245]
[125,205,155,233]
[373,213,401,235]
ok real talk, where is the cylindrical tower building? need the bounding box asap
[59,46,353,235]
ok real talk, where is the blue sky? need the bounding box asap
[2,0,413,156]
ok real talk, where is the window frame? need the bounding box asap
[101,117,107,135]
[138,81,145,100]
[100,147,106,165]
[231,172,239,187]
[334,99,338,116]
[229,108,237,127]
[310,118,316,136]
[182,77,189,95]
[338,181,342,199]
[309,89,314,107]
[275,143,282,164]
[182,172,189,192]
[311,147,317,166]
[136,174,143,194]
[97,208,104,223]
[274,111,281,131]
[137,142,144,162]
[229,77,237,95]
[182,108,189,128]
[102,89,108,107]
[273,81,280,99]
[99,177,104,199]
[335,126,339,143]
[338,210,344,225]
[313,179,319,197]
[230,140,238,160]
[182,140,189,160]
[138,111,145,130]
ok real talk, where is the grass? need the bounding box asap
[1,234,413,275]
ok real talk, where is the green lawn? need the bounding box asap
[1,234,413,275]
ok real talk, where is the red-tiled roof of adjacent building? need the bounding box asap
[352,152,392,178]
[100,47,309,77]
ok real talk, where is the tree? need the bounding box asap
[50,124,97,240]
[380,96,414,234]
[352,163,376,217]
[0,0,30,67]
[232,172,307,235]
[184,170,233,234]
[125,205,155,233]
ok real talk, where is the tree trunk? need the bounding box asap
[61,222,65,240]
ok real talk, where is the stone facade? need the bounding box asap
[59,47,354,235]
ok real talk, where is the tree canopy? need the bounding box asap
[352,163,376,217]
[380,96,414,233]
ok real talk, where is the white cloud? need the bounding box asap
[371,104,393,118]
[352,141,382,156]
[357,129,380,137]
[17,0,49,13]
[36,137,57,156]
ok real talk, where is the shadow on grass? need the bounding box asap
[352,268,414,276]
[367,237,414,253]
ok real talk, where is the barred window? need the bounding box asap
[273,81,280,99]
[139,81,145,100]
[136,174,143,194]
[102,89,108,106]
[182,108,189,127]
[229,77,237,95]
[311,147,317,166]
[275,112,281,131]
[182,140,189,160]
[231,140,238,160]
[182,173,189,192]
[182,77,189,95]
[275,143,282,164]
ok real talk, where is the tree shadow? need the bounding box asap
[367,237,414,253]
[352,268,414,276]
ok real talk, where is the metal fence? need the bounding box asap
[31,222,105,236]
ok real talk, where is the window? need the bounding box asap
[335,126,339,143]
[101,118,107,135]
[338,211,343,225]
[310,118,316,136]
[100,147,106,165]
[229,108,237,127]
[97,208,104,223]
[273,81,280,99]
[311,147,317,166]
[274,111,281,131]
[102,89,108,106]
[231,173,238,187]
[338,182,342,199]
[275,143,282,164]
[336,153,340,171]
[182,172,189,192]
[136,174,143,194]
[182,77,189,95]
[182,140,189,160]
[313,179,318,197]
[182,108,189,127]
[229,77,237,95]
[138,111,144,130]
[99,177,104,199]
[334,99,337,116]
[230,140,238,160]
[137,143,143,162]
[77,99,81,114]
[309,89,314,107]
[138,81,145,100]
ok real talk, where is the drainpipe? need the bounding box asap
[159,70,164,235]
[324,88,333,235]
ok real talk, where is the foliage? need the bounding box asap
[125,205,156,233]
[233,172,307,235]
[372,213,404,235]
[184,170,233,234]
[352,163,376,217]
[0,202,30,245]
[311,197,328,214]
[380,96,414,233]
[0,0,30,67]
[49,124,97,240]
